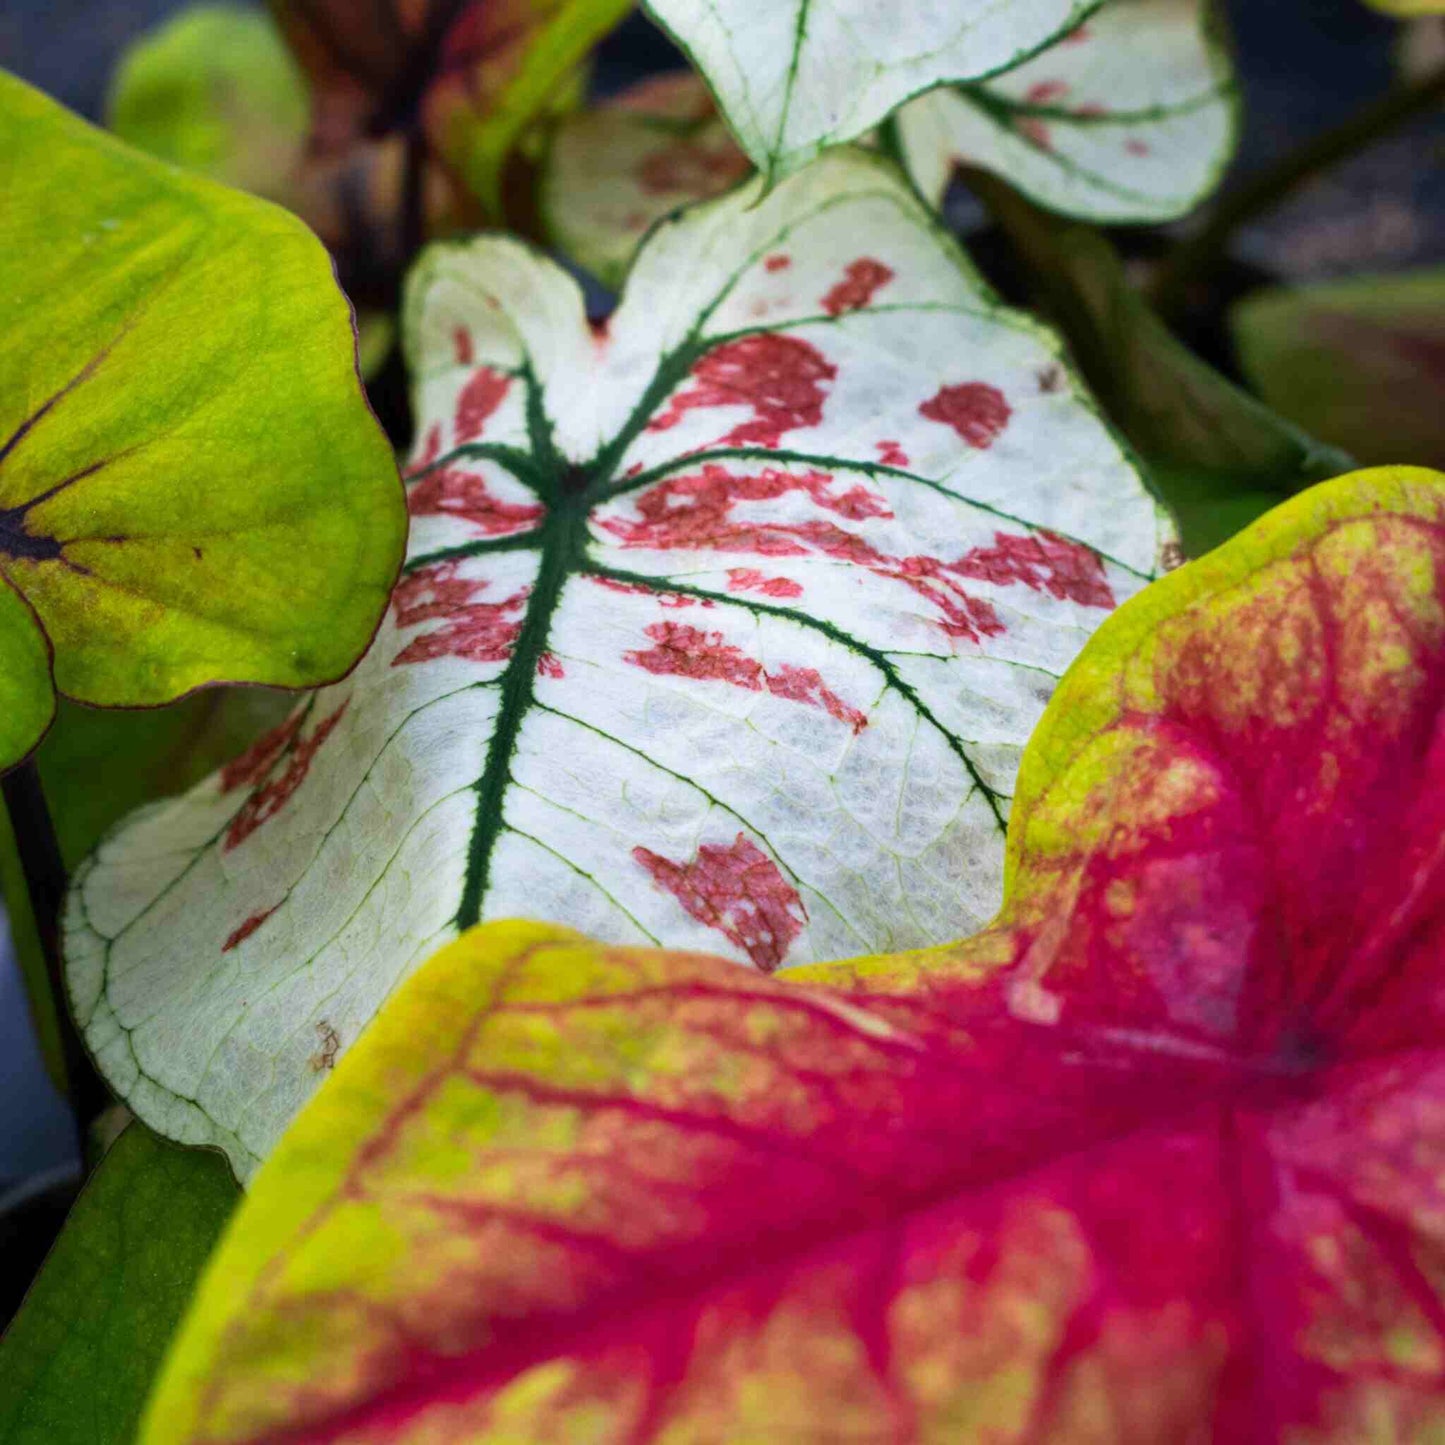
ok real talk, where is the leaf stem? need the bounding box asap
[1153,60,1445,319]
[2,761,107,1138]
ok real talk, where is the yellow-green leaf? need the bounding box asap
[0,72,405,771]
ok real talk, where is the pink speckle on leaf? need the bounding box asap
[407,465,545,537]
[625,621,867,733]
[726,568,803,599]
[638,138,750,197]
[875,440,909,468]
[390,562,529,668]
[821,258,895,317]
[221,713,303,794]
[453,328,474,366]
[764,254,791,273]
[1017,116,1055,151]
[589,575,709,609]
[632,833,806,971]
[953,531,1114,609]
[453,367,511,444]
[536,651,565,679]
[405,424,443,479]
[1024,81,1070,105]
[919,383,1012,450]
[225,703,349,851]
[1125,138,1151,157]
[223,905,280,953]
[604,464,1005,644]
[647,334,837,449]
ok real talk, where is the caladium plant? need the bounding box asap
[544,0,1236,288]
[140,464,1445,1444]
[0,72,405,773]
[65,149,1169,1179]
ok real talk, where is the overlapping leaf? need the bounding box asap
[542,1,1237,292]
[0,1127,237,1445]
[892,0,1237,224]
[642,0,1103,183]
[66,149,1168,1179]
[1233,266,1445,472]
[0,73,404,771]
[143,465,1445,1443]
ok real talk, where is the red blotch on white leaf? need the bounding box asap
[454,367,512,443]
[390,562,529,668]
[919,382,1012,449]
[625,620,867,733]
[225,703,349,851]
[647,334,837,449]
[633,833,807,971]
[821,258,895,317]
[727,568,804,600]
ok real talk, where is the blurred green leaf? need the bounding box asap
[0,1126,238,1445]
[106,3,309,203]
[1233,267,1445,473]
[966,169,1354,556]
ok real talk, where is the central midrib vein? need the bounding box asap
[453,490,590,929]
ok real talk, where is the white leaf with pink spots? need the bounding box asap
[642,0,1102,183]
[896,0,1236,223]
[66,150,1170,1179]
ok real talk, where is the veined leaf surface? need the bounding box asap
[642,0,1104,183]
[66,150,1167,1180]
[0,73,404,771]
[145,466,1445,1444]
[893,0,1238,224]
[542,2,1236,293]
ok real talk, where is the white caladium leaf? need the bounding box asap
[894,0,1237,223]
[541,73,753,289]
[643,0,1102,183]
[66,150,1169,1179]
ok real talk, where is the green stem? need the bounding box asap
[2,761,107,1140]
[1153,60,1445,319]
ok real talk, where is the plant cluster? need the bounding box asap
[3,1,1445,1440]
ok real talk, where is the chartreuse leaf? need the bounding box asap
[643,0,1104,184]
[0,1126,237,1445]
[1232,267,1445,472]
[142,466,1445,1443]
[106,4,309,205]
[969,169,1354,556]
[66,148,1169,1179]
[892,0,1238,224]
[0,73,405,772]
[540,73,754,289]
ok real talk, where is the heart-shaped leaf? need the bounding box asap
[0,1127,237,1445]
[0,73,404,772]
[642,0,1104,184]
[1233,266,1445,472]
[66,149,1168,1179]
[892,0,1238,223]
[142,465,1445,1444]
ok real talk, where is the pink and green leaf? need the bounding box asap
[144,464,1445,1442]
[0,73,405,772]
[66,147,1168,1181]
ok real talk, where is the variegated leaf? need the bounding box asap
[642,0,1103,183]
[66,150,1169,1179]
[894,0,1237,224]
[540,73,753,289]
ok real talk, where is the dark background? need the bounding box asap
[1,0,1443,1194]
